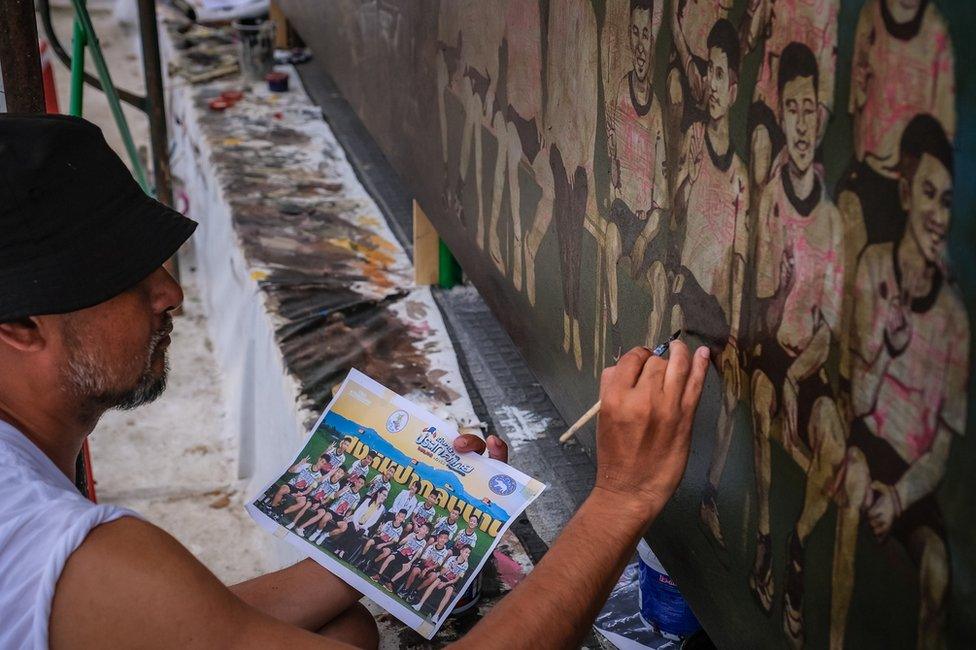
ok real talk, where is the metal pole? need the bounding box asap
[136,0,180,282]
[137,0,173,208]
[0,0,45,113]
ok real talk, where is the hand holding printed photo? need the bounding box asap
[246,369,546,639]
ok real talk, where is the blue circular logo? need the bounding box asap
[488,474,517,496]
[386,410,409,433]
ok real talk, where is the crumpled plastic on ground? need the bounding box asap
[594,563,681,650]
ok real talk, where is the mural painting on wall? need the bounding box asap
[437,0,969,646]
[279,0,973,645]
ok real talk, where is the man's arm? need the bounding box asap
[230,560,362,630]
[671,4,706,106]
[50,517,359,649]
[453,343,709,649]
[738,0,769,58]
[851,255,890,418]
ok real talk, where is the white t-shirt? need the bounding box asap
[0,420,135,649]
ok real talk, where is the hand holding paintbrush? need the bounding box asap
[559,330,682,444]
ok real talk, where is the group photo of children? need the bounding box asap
[253,430,489,624]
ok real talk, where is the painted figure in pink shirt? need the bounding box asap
[821,114,966,650]
[666,19,750,559]
[739,0,838,197]
[665,0,733,183]
[602,0,669,356]
[747,43,846,627]
[835,0,956,389]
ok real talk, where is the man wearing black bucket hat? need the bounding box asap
[0,114,710,649]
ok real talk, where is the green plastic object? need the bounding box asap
[68,17,86,117]
[438,239,462,288]
[68,0,151,194]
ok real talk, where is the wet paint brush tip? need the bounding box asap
[652,330,682,357]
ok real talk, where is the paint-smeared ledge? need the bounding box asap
[161,18,479,436]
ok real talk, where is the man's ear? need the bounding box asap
[730,79,738,107]
[0,317,46,352]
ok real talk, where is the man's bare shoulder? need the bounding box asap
[49,516,329,649]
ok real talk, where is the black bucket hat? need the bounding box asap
[0,114,197,322]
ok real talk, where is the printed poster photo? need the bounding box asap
[247,369,546,639]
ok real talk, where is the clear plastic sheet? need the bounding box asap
[594,563,680,650]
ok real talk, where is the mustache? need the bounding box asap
[148,314,174,357]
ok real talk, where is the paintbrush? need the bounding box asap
[558,330,682,444]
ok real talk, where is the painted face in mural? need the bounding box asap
[781,75,818,175]
[629,5,653,82]
[902,152,952,264]
[706,46,736,121]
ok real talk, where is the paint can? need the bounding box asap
[266,71,290,93]
[449,571,482,616]
[232,18,275,82]
[636,540,701,641]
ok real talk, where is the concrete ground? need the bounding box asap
[41,4,283,585]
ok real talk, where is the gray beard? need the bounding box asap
[63,323,170,414]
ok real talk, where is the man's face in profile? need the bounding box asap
[58,268,178,413]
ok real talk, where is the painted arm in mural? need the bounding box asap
[729,173,750,346]
[723,174,751,395]
[452,344,710,650]
[850,254,893,419]
[849,5,871,120]
[816,2,839,144]
[867,425,952,540]
[673,127,702,217]
[671,0,707,107]
[753,187,794,339]
[738,0,770,59]
[875,314,970,538]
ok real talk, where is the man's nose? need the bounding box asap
[150,266,185,314]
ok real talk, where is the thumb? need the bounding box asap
[453,434,487,456]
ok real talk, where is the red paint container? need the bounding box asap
[208,98,231,111]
